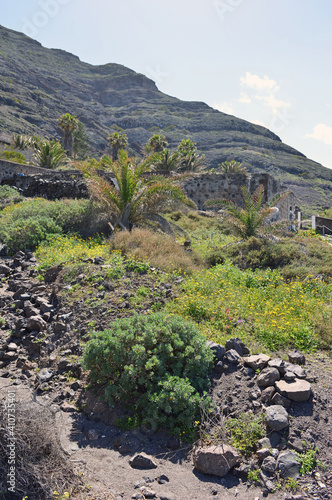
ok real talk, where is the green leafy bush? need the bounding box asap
[82,313,213,432]
[0,150,27,163]
[0,216,62,254]
[207,236,332,280]
[226,413,265,455]
[0,198,104,253]
[0,185,21,200]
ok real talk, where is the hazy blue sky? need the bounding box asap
[1,0,332,169]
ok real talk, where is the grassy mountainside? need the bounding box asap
[0,24,331,210]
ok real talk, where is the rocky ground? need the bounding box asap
[0,252,331,500]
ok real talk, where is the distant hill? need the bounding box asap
[0,25,331,211]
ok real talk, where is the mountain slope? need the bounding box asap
[0,25,331,210]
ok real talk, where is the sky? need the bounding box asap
[1,0,332,170]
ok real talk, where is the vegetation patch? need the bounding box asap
[167,262,332,351]
[82,313,213,434]
[225,413,265,456]
[0,198,101,254]
[109,227,204,274]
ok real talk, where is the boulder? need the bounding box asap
[288,350,305,365]
[275,379,311,402]
[193,445,240,477]
[277,451,301,479]
[225,338,250,356]
[27,315,46,332]
[260,386,275,403]
[206,341,225,361]
[37,369,53,383]
[0,264,11,275]
[225,349,241,364]
[243,354,270,370]
[129,453,157,470]
[271,392,291,408]
[261,456,277,473]
[256,367,280,387]
[265,405,289,431]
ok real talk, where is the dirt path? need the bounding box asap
[0,377,284,500]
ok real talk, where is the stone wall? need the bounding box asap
[182,173,281,209]
[1,160,296,218]
[182,172,295,221]
[0,159,88,199]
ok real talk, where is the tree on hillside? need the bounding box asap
[226,185,273,238]
[146,134,168,153]
[58,113,79,156]
[107,131,128,161]
[78,151,194,231]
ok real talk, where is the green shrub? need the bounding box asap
[82,313,213,432]
[0,185,21,200]
[0,198,106,254]
[296,446,319,475]
[207,236,332,280]
[0,216,62,253]
[0,150,27,163]
[226,413,265,456]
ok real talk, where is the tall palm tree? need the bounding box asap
[107,131,128,161]
[78,151,194,231]
[58,113,79,156]
[176,139,206,172]
[146,134,168,153]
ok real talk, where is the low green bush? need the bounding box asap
[207,236,332,280]
[0,198,105,254]
[226,413,265,455]
[82,313,213,433]
[0,216,62,254]
[0,150,27,163]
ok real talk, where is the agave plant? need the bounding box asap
[78,150,194,231]
[33,139,67,169]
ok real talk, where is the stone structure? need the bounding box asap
[0,159,88,199]
[312,215,332,235]
[182,172,295,221]
[0,160,296,218]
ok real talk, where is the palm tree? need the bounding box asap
[58,113,79,156]
[107,131,128,161]
[149,149,182,174]
[33,139,67,169]
[176,139,206,172]
[78,151,194,231]
[219,160,248,174]
[225,185,273,238]
[146,134,168,153]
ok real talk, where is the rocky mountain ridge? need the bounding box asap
[0,24,331,209]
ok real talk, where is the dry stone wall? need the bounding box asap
[182,172,281,209]
[0,159,88,199]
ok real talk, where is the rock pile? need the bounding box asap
[196,338,316,493]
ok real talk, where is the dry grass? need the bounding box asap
[0,405,82,499]
[109,228,204,274]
